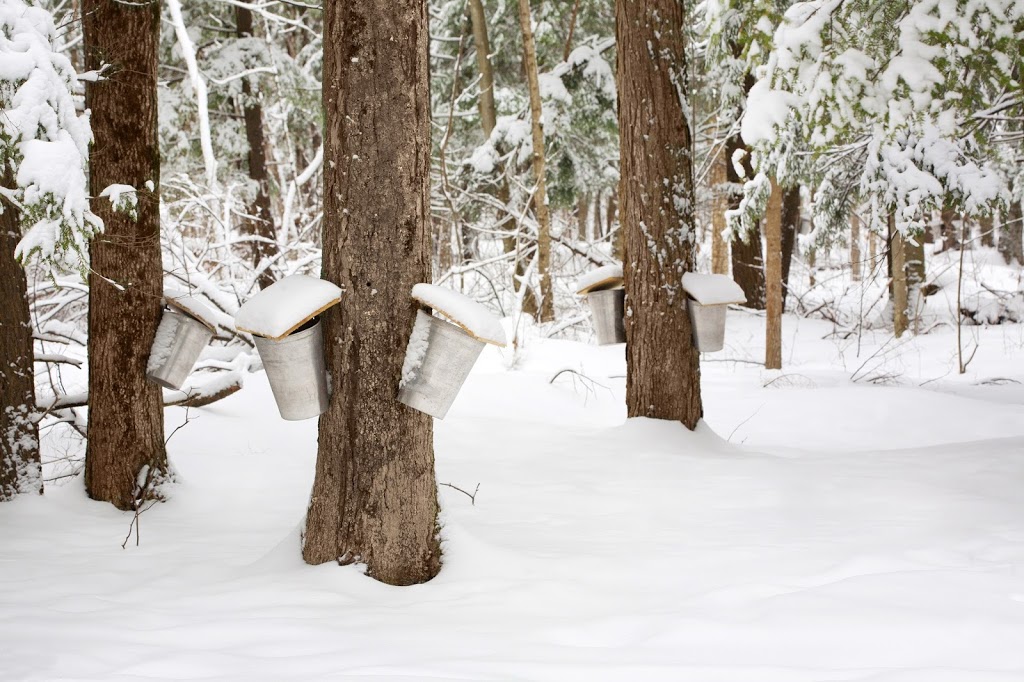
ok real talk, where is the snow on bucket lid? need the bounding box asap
[411,283,506,346]
[576,263,624,295]
[681,272,746,306]
[234,275,343,340]
[164,290,219,333]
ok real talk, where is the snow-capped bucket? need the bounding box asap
[397,284,507,420]
[252,318,329,420]
[233,275,344,421]
[588,288,626,345]
[576,263,625,345]
[681,273,746,353]
[146,308,214,390]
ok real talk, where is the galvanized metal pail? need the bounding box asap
[147,309,214,390]
[253,318,329,421]
[588,288,626,345]
[398,311,485,420]
[687,299,727,352]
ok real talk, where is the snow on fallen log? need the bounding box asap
[410,283,506,346]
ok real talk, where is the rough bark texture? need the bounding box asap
[83,0,167,511]
[236,6,278,291]
[710,146,729,275]
[617,0,702,429]
[780,185,800,309]
[765,180,783,370]
[850,211,862,282]
[999,197,1023,265]
[726,118,765,309]
[517,0,555,322]
[0,170,41,501]
[890,216,908,338]
[303,0,441,585]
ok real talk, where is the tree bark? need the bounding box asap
[979,215,994,248]
[304,0,441,585]
[726,113,765,309]
[780,185,799,309]
[618,0,702,429]
[517,0,555,322]
[710,144,729,274]
[83,0,167,511]
[608,188,621,260]
[468,0,497,139]
[998,197,1023,265]
[0,170,41,501]
[889,215,908,338]
[765,179,783,370]
[236,6,278,291]
[850,211,862,282]
[905,231,926,328]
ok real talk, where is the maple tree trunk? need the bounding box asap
[303,0,441,585]
[0,170,41,501]
[765,180,783,370]
[83,0,168,511]
[517,0,555,322]
[236,6,278,291]
[618,0,702,429]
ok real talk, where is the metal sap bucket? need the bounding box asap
[398,310,485,420]
[147,308,214,390]
[687,299,728,352]
[588,288,626,345]
[252,317,329,421]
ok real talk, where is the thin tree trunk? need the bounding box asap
[83,0,167,511]
[618,0,702,429]
[577,192,590,240]
[563,0,582,61]
[517,0,555,322]
[304,0,441,586]
[940,205,960,252]
[236,6,278,291]
[608,188,621,260]
[468,0,497,139]
[850,211,862,282]
[765,179,783,370]
[869,225,877,266]
[905,231,926,329]
[780,185,799,309]
[979,215,994,248]
[0,170,41,501]
[890,216,908,338]
[710,144,729,275]
[998,196,1023,265]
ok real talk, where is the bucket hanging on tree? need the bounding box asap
[681,273,745,353]
[576,263,625,345]
[146,292,218,390]
[235,275,343,421]
[398,284,506,420]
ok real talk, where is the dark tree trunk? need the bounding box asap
[83,0,167,510]
[0,170,41,501]
[999,197,1023,265]
[617,0,702,429]
[236,7,278,291]
[780,185,800,309]
[725,89,765,309]
[304,0,441,585]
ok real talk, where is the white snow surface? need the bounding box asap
[411,283,505,346]
[9,310,1024,681]
[145,312,180,375]
[576,263,623,294]
[234,275,342,339]
[165,289,221,332]
[682,272,747,305]
[400,309,433,388]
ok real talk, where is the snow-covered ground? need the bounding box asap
[4,290,1024,680]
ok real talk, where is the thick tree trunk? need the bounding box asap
[780,185,799,309]
[517,0,555,322]
[889,216,909,338]
[0,171,41,501]
[617,0,702,429]
[850,211,862,282]
[710,146,730,275]
[236,7,278,291]
[83,0,167,511]
[726,110,765,309]
[304,0,441,585]
[765,180,783,370]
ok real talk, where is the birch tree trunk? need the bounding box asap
[618,0,702,429]
[0,170,41,501]
[765,180,783,370]
[517,0,555,322]
[236,6,279,291]
[303,0,441,586]
[83,0,167,511]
